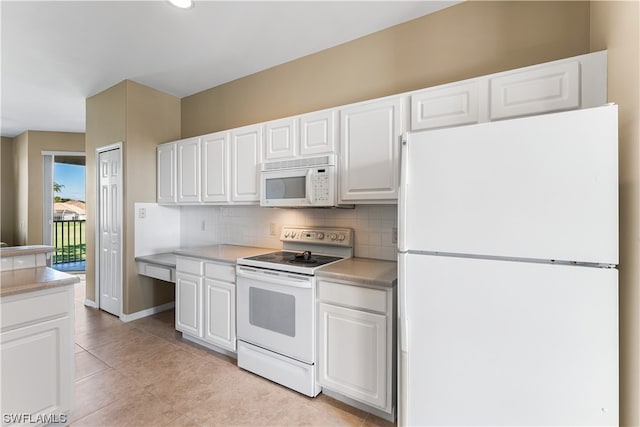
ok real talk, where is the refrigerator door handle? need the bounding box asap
[398,132,409,253]
[398,253,409,353]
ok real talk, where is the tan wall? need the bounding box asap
[85,80,180,313]
[182,1,590,137]
[591,2,640,425]
[13,133,28,245]
[123,81,180,314]
[85,81,127,303]
[1,137,16,246]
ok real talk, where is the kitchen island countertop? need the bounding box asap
[317,257,397,288]
[0,267,80,297]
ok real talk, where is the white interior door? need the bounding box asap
[98,147,122,316]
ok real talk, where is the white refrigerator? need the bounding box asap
[398,105,619,426]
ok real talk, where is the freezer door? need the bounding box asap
[399,253,618,426]
[400,105,618,265]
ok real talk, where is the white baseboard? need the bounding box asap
[120,301,175,322]
[84,299,98,308]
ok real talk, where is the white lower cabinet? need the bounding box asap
[175,256,237,353]
[317,279,395,418]
[203,278,236,351]
[1,285,75,425]
[175,271,202,337]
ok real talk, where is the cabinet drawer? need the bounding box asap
[204,262,235,283]
[176,257,203,276]
[318,280,387,314]
[1,287,73,330]
[141,263,175,283]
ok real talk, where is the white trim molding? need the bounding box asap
[119,302,175,323]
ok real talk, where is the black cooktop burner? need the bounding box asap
[244,251,342,268]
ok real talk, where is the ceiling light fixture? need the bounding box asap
[169,0,194,9]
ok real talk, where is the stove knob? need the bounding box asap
[291,232,297,238]
[284,232,290,238]
[317,232,325,240]
[329,233,337,241]
[338,234,345,241]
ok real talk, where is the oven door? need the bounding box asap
[236,266,315,364]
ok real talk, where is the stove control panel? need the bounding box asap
[281,226,353,247]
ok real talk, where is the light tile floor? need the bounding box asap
[71,275,395,426]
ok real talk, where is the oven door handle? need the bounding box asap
[237,267,313,289]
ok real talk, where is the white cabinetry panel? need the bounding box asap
[201,131,230,203]
[411,81,479,130]
[157,142,177,204]
[300,110,336,156]
[340,97,401,203]
[490,60,580,120]
[204,278,236,351]
[231,124,263,203]
[175,272,202,337]
[319,302,387,409]
[265,117,297,160]
[177,137,201,203]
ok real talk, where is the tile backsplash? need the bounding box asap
[180,205,397,261]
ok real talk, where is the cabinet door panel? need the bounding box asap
[157,142,176,204]
[300,110,336,156]
[176,273,201,337]
[177,138,201,203]
[490,60,580,120]
[1,316,73,417]
[340,98,401,202]
[231,125,263,202]
[203,279,236,351]
[202,132,229,203]
[265,117,297,160]
[411,81,479,130]
[318,302,387,409]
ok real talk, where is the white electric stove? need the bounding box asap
[236,226,354,397]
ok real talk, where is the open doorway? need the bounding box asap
[43,152,86,272]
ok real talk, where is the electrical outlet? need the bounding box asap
[138,207,146,219]
[269,223,277,236]
[201,220,206,231]
[392,227,398,244]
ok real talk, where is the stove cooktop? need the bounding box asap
[243,251,343,268]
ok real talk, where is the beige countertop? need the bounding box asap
[173,244,277,265]
[135,252,178,268]
[317,257,397,288]
[0,245,55,257]
[1,267,80,297]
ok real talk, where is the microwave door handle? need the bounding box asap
[306,170,314,204]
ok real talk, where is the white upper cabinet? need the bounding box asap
[300,109,337,157]
[201,131,230,203]
[231,124,263,203]
[177,137,201,204]
[489,60,580,120]
[411,81,480,131]
[410,51,606,131]
[157,141,176,204]
[264,117,298,160]
[340,97,402,203]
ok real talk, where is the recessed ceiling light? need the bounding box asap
[169,0,194,9]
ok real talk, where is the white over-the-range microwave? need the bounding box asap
[260,155,340,208]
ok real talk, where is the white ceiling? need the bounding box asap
[0,0,459,138]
